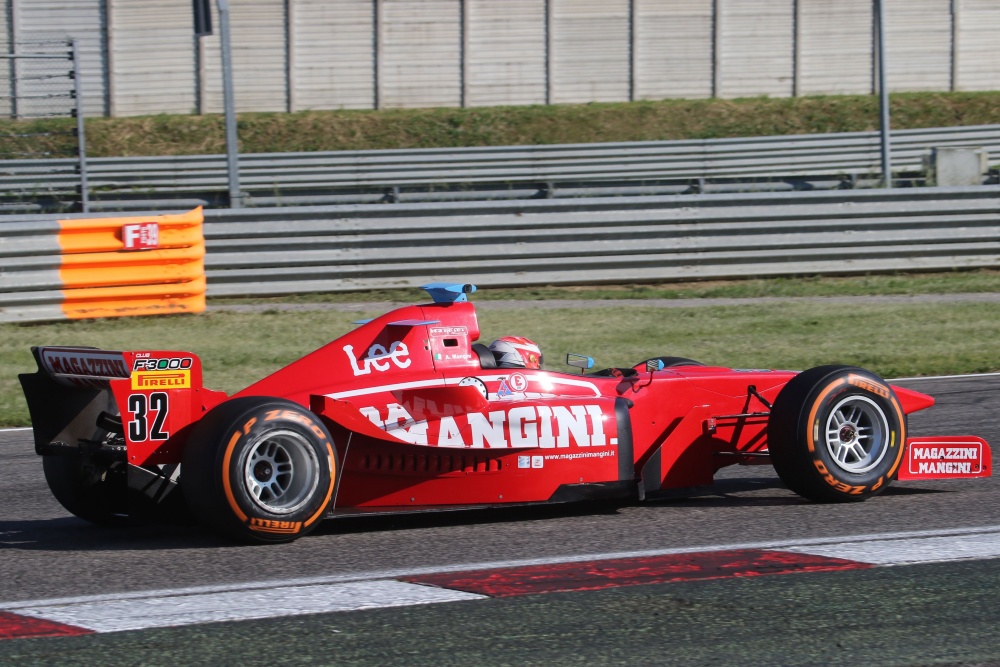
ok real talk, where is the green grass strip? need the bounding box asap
[3,271,1000,427]
[3,92,1000,158]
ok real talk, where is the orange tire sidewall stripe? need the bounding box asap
[805,378,846,454]
[806,375,907,488]
[221,431,250,523]
[886,395,908,478]
[304,442,338,528]
[221,420,334,532]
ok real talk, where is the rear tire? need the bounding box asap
[182,397,338,543]
[43,455,128,525]
[767,365,906,502]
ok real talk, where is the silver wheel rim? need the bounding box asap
[824,395,890,474]
[242,429,320,515]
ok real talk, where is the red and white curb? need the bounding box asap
[3,525,1000,640]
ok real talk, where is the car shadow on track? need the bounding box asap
[314,477,945,536]
[0,480,947,552]
[0,516,231,552]
[644,475,945,508]
[312,499,628,537]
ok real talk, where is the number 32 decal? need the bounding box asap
[128,392,170,441]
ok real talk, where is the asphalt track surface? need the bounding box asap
[2,375,1000,665]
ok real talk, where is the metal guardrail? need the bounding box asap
[3,186,997,321]
[2,125,998,213]
[1,39,89,212]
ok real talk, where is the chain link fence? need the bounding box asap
[1,38,88,212]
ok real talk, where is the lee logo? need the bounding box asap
[344,341,411,376]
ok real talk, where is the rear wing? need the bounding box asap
[19,346,227,466]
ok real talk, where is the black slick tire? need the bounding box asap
[182,396,338,543]
[767,365,906,502]
[42,454,128,525]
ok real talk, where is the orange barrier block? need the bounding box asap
[53,207,207,320]
[61,276,207,320]
[57,207,205,254]
[58,243,206,289]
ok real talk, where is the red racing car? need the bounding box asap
[20,283,992,543]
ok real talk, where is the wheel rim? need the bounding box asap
[242,429,320,515]
[823,395,890,474]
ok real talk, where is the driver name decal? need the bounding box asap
[359,403,611,449]
[344,341,411,376]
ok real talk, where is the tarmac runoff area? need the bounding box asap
[207,292,1000,313]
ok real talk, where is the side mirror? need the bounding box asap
[566,353,595,372]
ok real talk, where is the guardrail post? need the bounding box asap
[544,0,553,105]
[71,39,90,213]
[218,0,245,208]
[875,0,893,188]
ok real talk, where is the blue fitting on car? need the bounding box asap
[421,283,477,303]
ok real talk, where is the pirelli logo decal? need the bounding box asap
[847,374,890,399]
[131,370,191,390]
[248,518,303,534]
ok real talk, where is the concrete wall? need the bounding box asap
[2,0,997,118]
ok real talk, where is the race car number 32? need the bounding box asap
[127,392,170,441]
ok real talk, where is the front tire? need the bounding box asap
[767,365,906,502]
[182,397,338,543]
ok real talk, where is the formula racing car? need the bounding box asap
[19,283,992,543]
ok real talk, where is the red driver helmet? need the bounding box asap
[488,336,542,369]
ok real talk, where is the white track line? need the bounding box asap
[787,532,1000,566]
[889,371,1000,382]
[9,581,484,634]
